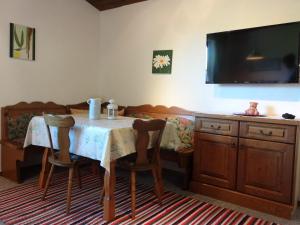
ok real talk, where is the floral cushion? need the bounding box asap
[7,113,35,141]
[168,117,194,148]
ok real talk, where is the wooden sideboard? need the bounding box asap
[190,113,300,219]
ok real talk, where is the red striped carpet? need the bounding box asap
[0,171,280,225]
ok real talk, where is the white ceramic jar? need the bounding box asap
[87,98,102,120]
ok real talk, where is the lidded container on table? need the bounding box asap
[107,99,118,119]
[87,98,101,120]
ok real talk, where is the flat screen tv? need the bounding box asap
[206,22,300,84]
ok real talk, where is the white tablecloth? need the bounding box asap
[23,114,182,171]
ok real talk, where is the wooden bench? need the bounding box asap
[1,102,67,182]
[1,101,194,190]
[125,104,195,189]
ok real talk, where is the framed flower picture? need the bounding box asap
[152,50,173,74]
[10,23,35,61]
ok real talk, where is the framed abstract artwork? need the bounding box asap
[10,23,35,60]
[152,50,173,74]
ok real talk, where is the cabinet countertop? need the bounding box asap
[195,112,300,126]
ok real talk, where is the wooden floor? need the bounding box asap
[0,168,300,225]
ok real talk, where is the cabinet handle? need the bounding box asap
[210,124,222,130]
[259,130,273,136]
[231,142,236,148]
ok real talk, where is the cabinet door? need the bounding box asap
[193,132,238,189]
[237,138,294,204]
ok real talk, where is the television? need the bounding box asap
[206,22,300,84]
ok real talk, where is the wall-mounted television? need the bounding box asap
[206,22,300,84]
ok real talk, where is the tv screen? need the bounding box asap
[206,22,300,84]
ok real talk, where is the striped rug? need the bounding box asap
[0,171,280,225]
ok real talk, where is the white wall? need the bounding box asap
[0,0,100,105]
[99,0,300,117]
[0,0,100,170]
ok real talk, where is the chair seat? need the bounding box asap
[70,153,80,161]
[53,151,81,160]
[48,152,80,167]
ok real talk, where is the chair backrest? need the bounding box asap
[44,114,75,163]
[133,119,166,166]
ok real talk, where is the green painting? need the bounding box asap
[152,50,173,74]
[10,23,35,60]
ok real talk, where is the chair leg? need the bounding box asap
[75,164,82,189]
[99,188,104,205]
[128,175,131,194]
[66,167,74,214]
[156,164,164,195]
[42,164,55,201]
[152,167,162,205]
[131,170,136,219]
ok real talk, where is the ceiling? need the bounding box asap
[86,0,148,11]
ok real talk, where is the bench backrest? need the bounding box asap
[1,102,67,142]
[1,102,195,149]
[66,101,126,115]
[125,104,195,149]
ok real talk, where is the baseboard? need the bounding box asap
[190,181,293,219]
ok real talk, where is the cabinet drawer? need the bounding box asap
[240,122,296,143]
[195,118,238,136]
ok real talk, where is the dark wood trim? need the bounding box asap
[9,23,13,58]
[86,0,148,11]
[32,27,36,60]
[190,180,294,219]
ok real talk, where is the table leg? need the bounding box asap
[91,160,101,175]
[157,162,164,195]
[38,148,51,189]
[103,161,116,221]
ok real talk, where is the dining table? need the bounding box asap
[23,114,182,221]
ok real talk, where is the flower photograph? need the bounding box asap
[152,50,173,74]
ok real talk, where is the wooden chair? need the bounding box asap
[41,115,81,214]
[100,119,166,219]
